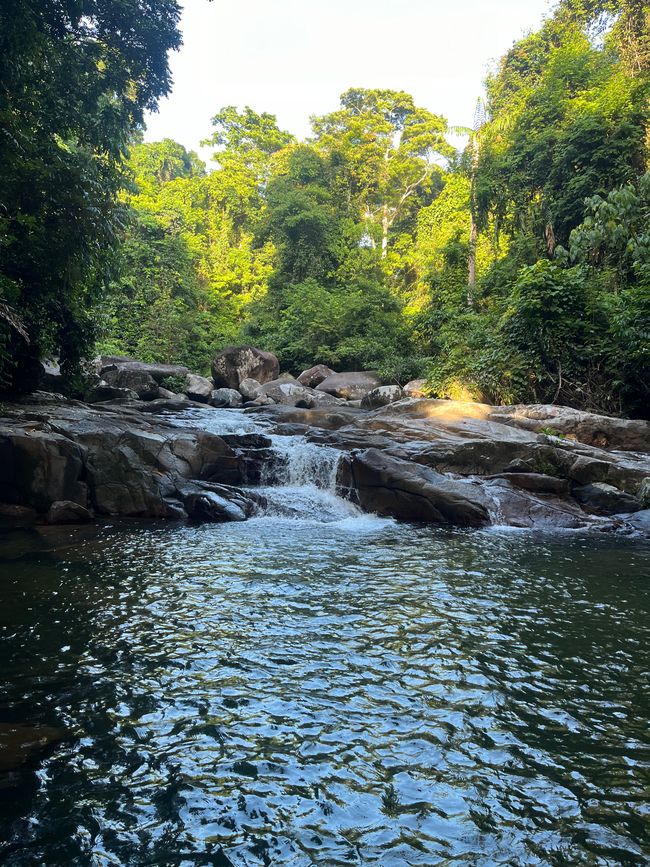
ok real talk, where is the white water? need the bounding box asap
[174,407,378,527]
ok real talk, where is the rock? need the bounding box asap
[624,509,650,533]
[46,500,93,524]
[489,404,650,452]
[157,386,183,400]
[239,378,262,401]
[258,381,345,409]
[486,472,570,496]
[210,388,243,408]
[102,367,159,401]
[0,503,39,525]
[259,382,317,407]
[0,723,68,772]
[96,357,189,382]
[85,383,139,403]
[361,385,404,410]
[297,364,336,388]
[316,371,382,400]
[184,374,214,403]
[403,379,427,398]
[177,481,264,523]
[211,346,279,390]
[339,449,490,527]
[246,395,276,407]
[573,482,642,515]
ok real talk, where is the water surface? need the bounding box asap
[0,412,648,865]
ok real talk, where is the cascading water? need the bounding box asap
[172,406,365,524]
[257,433,361,522]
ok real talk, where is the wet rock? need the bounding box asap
[573,482,642,515]
[340,449,490,527]
[0,723,68,772]
[46,500,93,524]
[361,385,404,410]
[316,371,382,400]
[238,378,262,401]
[211,346,279,390]
[297,364,336,389]
[210,388,243,408]
[102,367,159,401]
[177,481,264,523]
[624,508,650,533]
[184,374,213,404]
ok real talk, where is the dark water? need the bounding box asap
[1,513,648,865]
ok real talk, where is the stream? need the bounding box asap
[0,409,648,865]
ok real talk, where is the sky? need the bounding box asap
[144,0,554,162]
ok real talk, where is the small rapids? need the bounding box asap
[256,434,362,523]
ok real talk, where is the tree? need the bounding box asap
[312,89,453,260]
[0,0,183,390]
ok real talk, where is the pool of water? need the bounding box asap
[0,412,648,865]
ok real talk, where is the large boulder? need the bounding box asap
[361,385,404,410]
[297,364,336,389]
[184,374,213,403]
[573,482,642,515]
[316,371,382,400]
[339,448,490,527]
[210,388,243,408]
[46,500,93,524]
[211,346,279,390]
[102,367,159,401]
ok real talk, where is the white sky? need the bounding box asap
[144,0,554,162]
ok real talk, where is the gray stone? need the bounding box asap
[361,385,404,410]
[297,364,336,388]
[338,449,490,527]
[403,379,427,398]
[211,346,279,390]
[86,383,139,403]
[210,388,243,408]
[573,482,642,515]
[96,357,189,382]
[239,378,262,401]
[184,374,214,403]
[46,500,93,524]
[102,367,159,401]
[316,371,382,400]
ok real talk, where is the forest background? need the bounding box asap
[1,0,648,415]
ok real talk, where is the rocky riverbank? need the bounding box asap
[0,385,648,533]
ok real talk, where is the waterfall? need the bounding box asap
[257,434,360,523]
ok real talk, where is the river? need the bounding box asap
[1,409,648,865]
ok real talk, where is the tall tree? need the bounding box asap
[312,89,453,259]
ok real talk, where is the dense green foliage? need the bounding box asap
[3,0,648,413]
[0,0,182,390]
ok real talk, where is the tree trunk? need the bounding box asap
[381,204,389,258]
[467,213,477,306]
